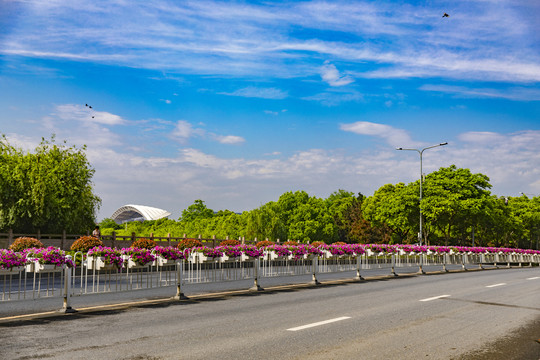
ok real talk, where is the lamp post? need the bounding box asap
[396,142,448,246]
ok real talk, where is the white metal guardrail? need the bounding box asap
[1,253,539,313]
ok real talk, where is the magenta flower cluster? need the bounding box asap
[0,249,27,270]
[153,246,186,260]
[121,248,156,266]
[88,246,124,268]
[193,247,224,258]
[215,245,243,258]
[25,247,75,268]
[237,244,264,258]
[264,245,291,257]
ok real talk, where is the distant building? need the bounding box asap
[111,204,171,224]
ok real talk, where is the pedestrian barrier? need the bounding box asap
[1,250,539,314]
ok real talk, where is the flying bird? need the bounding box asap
[89,106,92,109]
[85,104,88,107]
[442,13,449,17]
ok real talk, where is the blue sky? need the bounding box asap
[1,0,540,221]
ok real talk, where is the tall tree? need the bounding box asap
[362,183,419,243]
[0,135,101,233]
[422,165,492,245]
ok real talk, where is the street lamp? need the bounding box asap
[396,142,448,246]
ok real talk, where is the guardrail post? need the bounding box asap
[418,254,425,274]
[442,253,448,272]
[355,254,364,281]
[59,256,77,313]
[250,259,264,291]
[391,254,397,276]
[173,261,188,300]
[310,257,321,285]
[462,254,467,271]
[479,254,484,270]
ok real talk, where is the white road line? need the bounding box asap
[526,277,540,280]
[287,316,351,331]
[486,283,506,288]
[419,295,451,302]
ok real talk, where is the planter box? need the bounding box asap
[87,256,118,271]
[34,263,62,273]
[0,266,24,275]
[127,258,150,269]
[266,251,289,261]
[240,254,258,262]
[157,257,179,266]
[197,253,221,263]
[220,255,240,263]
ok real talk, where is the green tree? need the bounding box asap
[180,200,214,222]
[362,183,418,243]
[0,135,101,233]
[422,165,492,246]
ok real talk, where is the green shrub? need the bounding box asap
[177,238,203,250]
[9,237,44,251]
[71,236,104,252]
[131,238,157,249]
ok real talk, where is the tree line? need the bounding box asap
[101,166,540,249]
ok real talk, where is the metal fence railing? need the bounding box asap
[1,253,539,313]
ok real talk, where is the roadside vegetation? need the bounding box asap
[100,166,540,249]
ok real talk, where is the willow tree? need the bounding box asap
[0,135,101,233]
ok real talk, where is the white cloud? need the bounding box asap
[320,61,354,87]
[458,131,506,144]
[172,120,195,140]
[340,121,416,147]
[55,104,126,125]
[214,135,245,145]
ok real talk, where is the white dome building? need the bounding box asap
[111,204,171,224]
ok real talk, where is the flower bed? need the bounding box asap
[0,249,27,271]
[121,248,156,267]
[25,247,75,269]
[87,246,124,269]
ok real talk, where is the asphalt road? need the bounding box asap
[1,268,539,360]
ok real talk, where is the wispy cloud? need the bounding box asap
[220,87,288,99]
[303,89,363,106]
[171,120,244,145]
[340,121,415,147]
[2,1,539,83]
[419,84,540,101]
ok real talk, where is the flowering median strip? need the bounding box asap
[286,316,351,331]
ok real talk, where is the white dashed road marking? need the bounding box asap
[287,316,351,331]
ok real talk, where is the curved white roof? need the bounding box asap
[111,204,171,224]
